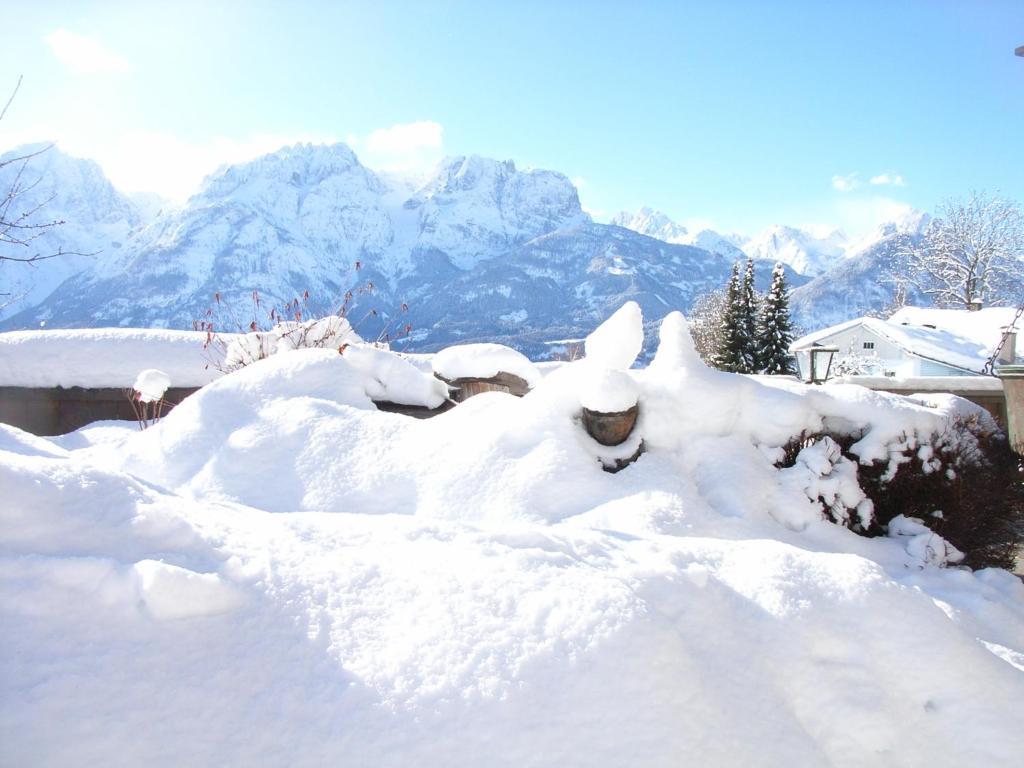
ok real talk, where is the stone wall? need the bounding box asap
[0,386,200,436]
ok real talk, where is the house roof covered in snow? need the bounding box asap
[791,306,1022,374]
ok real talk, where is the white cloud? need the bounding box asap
[366,121,442,153]
[832,195,913,236]
[0,126,338,201]
[0,119,445,200]
[831,173,860,192]
[362,121,444,172]
[869,172,906,187]
[45,29,130,74]
[571,176,587,190]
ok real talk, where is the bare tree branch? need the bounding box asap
[0,75,21,125]
[0,76,99,266]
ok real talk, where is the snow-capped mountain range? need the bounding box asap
[610,206,919,280]
[0,141,941,348]
[609,207,748,261]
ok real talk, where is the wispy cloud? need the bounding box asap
[833,195,913,235]
[869,171,906,187]
[45,29,129,74]
[0,118,446,200]
[831,173,860,192]
[361,121,444,172]
[834,170,906,192]
[0,127,339,201]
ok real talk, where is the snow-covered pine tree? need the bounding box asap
[713,262,747,372]
[740,257,758,372]
[757,261,795,375]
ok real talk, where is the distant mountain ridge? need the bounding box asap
[611,207,854,277]
[0,142,994,350]
[610,207,747,261]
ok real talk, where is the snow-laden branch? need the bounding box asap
[900,191,1024,308]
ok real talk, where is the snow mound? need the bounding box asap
[133,560,245,621]
[3,304,1024,766]
[342,343,449,407]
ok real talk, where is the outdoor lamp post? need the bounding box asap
[996,364,1024,454]
[793,344,839,384]
[809,344,839,384]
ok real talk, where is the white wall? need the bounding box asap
[820,324,911,377]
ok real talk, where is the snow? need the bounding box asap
[3,305,1024,766]
[341,343,449,407]
[432,342,541,387]
[887,514,966,567]
[583,300,643,369]
[0,328,223,388]
[833,375,1003,392]
[579,368,639,413]
[890,306,1024,361]
[133,368,171,402]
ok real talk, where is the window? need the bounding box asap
[863,341,875,350]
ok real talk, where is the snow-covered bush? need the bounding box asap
[222,315,363,372]
[195,280,413,372]
[778,415,1023,569]
[856,416,1024,570]
[778,435,874,530]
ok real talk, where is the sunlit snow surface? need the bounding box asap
[2,311,1024,767]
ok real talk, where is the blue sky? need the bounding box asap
[2,0,1022,237]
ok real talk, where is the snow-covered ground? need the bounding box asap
[2,305,1024,767]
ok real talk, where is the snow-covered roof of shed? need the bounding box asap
[0,328,225,388]
[791,306,1022,374]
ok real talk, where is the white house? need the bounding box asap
[790,306,1022,381]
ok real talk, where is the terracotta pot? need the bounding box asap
[581,404,639,446]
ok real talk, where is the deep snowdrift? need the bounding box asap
[2,307,1024,767]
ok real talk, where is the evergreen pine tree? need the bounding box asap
[714,263,747,372]
[740,257,758,372]
[757,261,796,375]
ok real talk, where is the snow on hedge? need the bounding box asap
[2,306,1024,766]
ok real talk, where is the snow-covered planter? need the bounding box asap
[431,343,539,402]
[580,369,639,447]
[573,303,646,469]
